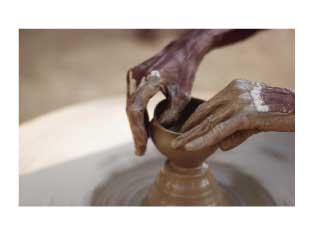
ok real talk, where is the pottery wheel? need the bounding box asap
[19,96,294,206]
[91,156,276,206]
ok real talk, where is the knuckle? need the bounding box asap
[128,65,147,80]
[127,67,137,78]
[243,113,253,127]
[204,125,223,145]
[201,134,209,147]
[196,102,208,113]
[235,79,245,84]
[230,79,242,86]
[229,79,247,90]
[238,114,250,128]
[126,102,142,114]
[212,125,224,141]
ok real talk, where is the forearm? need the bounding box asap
[168,29,259,61]
[251,83,295,114]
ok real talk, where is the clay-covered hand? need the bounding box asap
[126,30,261,156]
[126,34,205,156]
[172,79,295,151]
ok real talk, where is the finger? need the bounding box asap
[171,118,210,149]
[129,55,161,81]
[180,96,224,132]
[184,114,249,151]
[126,71,161,155]
[126,109,148,155]
[254,113,295,132]
[159,84,190,125]
[267,104,295,114]
[172,106,234,149]
[219,129,258,151]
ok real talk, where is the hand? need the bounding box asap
[172,79,295,151]
[126,35,203,156]
[126,30,262,156]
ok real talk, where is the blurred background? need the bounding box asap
[19,29,294,123]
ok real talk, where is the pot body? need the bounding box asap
[150,118,217,168]
[150,97,217,168]
[146,97,227,205]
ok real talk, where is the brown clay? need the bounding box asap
[144,98,228,206]
[143,161,228,206]
[150,98,217,168]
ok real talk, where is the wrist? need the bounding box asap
[184,29,233,60]
[249,82,295,114]
[250,83,295,132]
[261,85,295,114]
[163,29,234,64]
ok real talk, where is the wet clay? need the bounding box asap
[91,158,276,206]
[143,161,229,206]
[144,98,226,205]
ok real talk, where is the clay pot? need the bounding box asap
[144,98,228,206]
[150,97,218,168]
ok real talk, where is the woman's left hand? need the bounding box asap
[172,79,295,151]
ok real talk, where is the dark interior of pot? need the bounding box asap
[154,98,204,132]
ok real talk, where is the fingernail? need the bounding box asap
[185,142,198,151]
[171,139,180,149]
[184,143,194,151]
[135,147,145,156]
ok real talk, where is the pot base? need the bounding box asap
[143,161,232,206]
[91,157,276,206]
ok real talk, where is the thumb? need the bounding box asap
[219,130,258,151]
